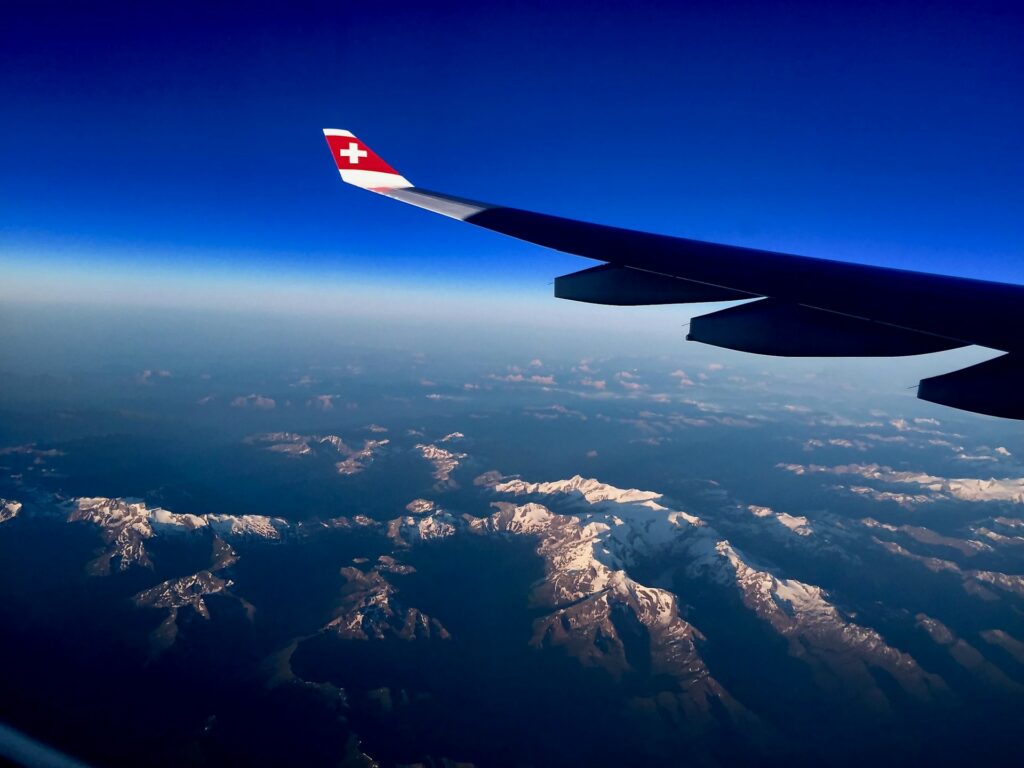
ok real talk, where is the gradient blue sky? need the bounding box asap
[3,0,1023,300]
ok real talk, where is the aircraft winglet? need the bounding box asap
[323,129,412,191]
[323,129,492,220]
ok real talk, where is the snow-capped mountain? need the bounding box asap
[0,499,21,523]
[68,497,289,573]
[415,443,466,485]
[687,540,945,706]
[382,495,746,726]
[874,537,1024,600]
[381,467,949,717]
[25,442,1024,753]
[133,536,254,655]
[326,560,450,642]
[247,432,390,475]
[779,462,1024,504]
[472,472,948,708]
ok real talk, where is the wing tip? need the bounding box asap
[322,129,413,190]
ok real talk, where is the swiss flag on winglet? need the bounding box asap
[324,132,399,175]
[323,129,412,190]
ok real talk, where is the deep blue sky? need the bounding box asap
[3,0,1023,291]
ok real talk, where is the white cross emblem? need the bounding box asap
[338,142,368,165]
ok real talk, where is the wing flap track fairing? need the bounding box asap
[687,299,967,357]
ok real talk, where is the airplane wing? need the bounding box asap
[323,129,1024,419]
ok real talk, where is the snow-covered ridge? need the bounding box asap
[133,537,254,656]
[477,468,942,708]
[483,500,739,720]
[387,509,460,547]
[0,499,21,523]
[494,474,664,507]
[688,540,944,704]
[382,495,733,720]
[327,560,450,641]
[981,629,1024,665]
[973,526,1024,548]
[915,614,1022,693]
[65,496,380,654]
[415,443,467,484]
[404,498,435,515]
[874,538,1024,601]
[69,497,289,572]
[247,432,389,476]
[336,439,389,476]
[398,471,945,710]
[747,504,813,537]
[861,518,992,557]
[779,463,1024,504]
[846,486,937,508]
